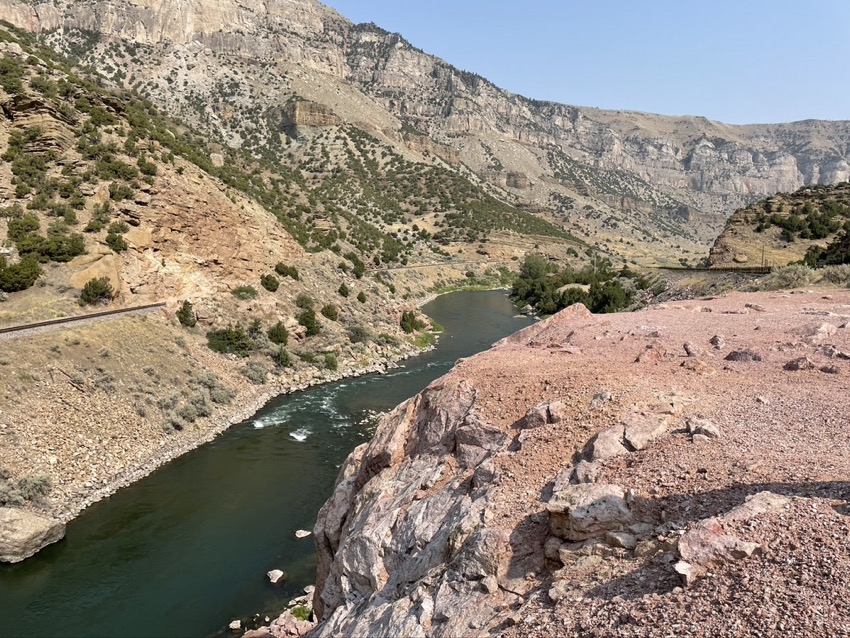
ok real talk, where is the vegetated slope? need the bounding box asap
[0,23,450,536]
[2,0,849,267]
[708,181,850,268]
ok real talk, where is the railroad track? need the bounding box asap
[0,302,167,336]
[654,266,773,274]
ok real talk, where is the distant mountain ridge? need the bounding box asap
[2,0,849,264]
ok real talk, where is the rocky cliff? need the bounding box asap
[295,291,850,637]
[3,0,850,265]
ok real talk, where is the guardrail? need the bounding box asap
[0,302,167,335]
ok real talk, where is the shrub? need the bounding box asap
[267,321,289,345]
[276,347,292,368]
[209,386,234,405]
[819,264,850,286]
[0,256,41,292]
[320,304,339,321]
[231,285,258,300]
[297,309,321,336]
[241,361,268,385]
[108,221,130,234]
[206,324,254,356]
[338,282,350,297]
[323,352,338,371]
[80,276,114,305]
[176,402,199,423]
[291,606,311,622]
[105,232,128,252]
[295,293,313,309]
[17,475,52,501]
[176,300,197,327]
[275,263,299,280]
[260,273,279,292]
[348,325,369,343]
[109,181,134,201]
[357,291,367,303]
[400,310,424,334]
[7,213,40,242]
[759,265,814,290]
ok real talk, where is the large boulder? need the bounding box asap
[547,483,633,541]
[0,508,65,563]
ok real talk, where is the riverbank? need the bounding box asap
[0,300,433,556]
[59,339,426,524]
[0,290,536,638]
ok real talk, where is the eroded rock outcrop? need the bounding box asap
[312,377,527,637]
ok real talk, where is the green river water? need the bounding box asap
[0,290,534,637]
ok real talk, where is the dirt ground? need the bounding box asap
[438,287,850,637]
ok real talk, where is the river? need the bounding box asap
[0,290,534,638]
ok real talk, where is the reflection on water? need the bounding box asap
[0,291,533,638]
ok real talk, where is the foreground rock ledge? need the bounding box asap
[0,508,65,563]
[306,292,850,637]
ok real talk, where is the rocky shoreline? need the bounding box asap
[0,303,435,562]
[61,345,426,524]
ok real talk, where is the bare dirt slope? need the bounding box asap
[308,288,850,638]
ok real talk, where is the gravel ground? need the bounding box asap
[439,289,850,637]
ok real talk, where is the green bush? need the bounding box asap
[176,300,197,327]
[295,293,313,309]
[275,263,299,280]
[232,285,258,300]
[260,273,279,292]
[298,309,321,336]
[105,232,128,252]
[320,304,339,321]
[357,291,367,303]
[7,213,40,242]
[324,352,338,371]
[276,347,293,368]
[291,606,312,622]
[0,256,41,292]
[206,324,254,357]
[108,220,130,234]
[109,181,134,201]
[80,276,114,305]
[338,282,350,297]
[400,310,424,334]
[267,321,289,345]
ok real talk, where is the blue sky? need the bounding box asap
[323,1,850,125]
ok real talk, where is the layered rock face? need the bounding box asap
[2,0,849,259]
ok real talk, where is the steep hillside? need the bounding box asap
[1,0,848,266]
[0,22,463,558]
[708,182,850,268]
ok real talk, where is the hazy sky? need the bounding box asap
[322,0,850,125]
